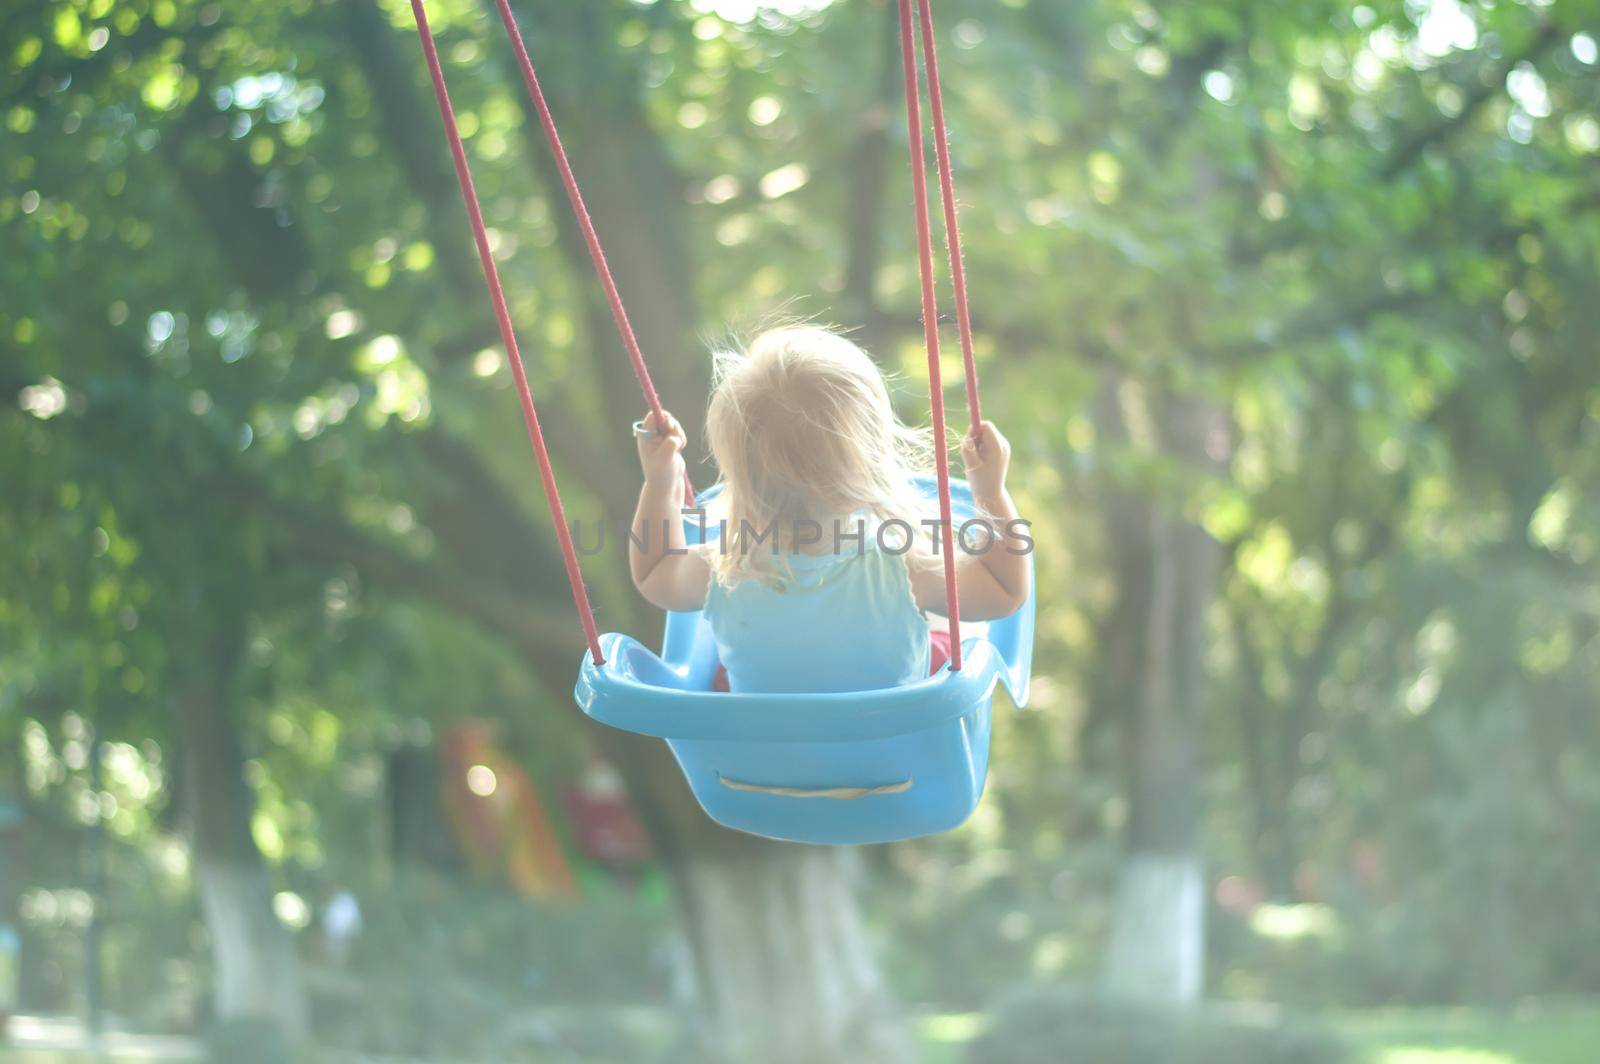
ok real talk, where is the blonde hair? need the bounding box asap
[705,325,932,586]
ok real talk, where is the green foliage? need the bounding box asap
[313,872,674,1057]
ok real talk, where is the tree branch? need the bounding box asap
[1377,20,1562,180]
[841,0,903,346]
[339,0,495,310]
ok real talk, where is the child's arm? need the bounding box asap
[629,410,711,612]
[911,420,1032,622]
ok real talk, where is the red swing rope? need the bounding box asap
[489,0,695,508]
[413,0,984,673]
[408,0,605,665]
[896,0,964,670]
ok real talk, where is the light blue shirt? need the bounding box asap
[704,543,930,694]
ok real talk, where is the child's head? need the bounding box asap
[707,325,929,572]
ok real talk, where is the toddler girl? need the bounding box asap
[629,326,1028,694]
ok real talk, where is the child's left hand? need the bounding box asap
[636,409,687,488]
[961,420,1012,503]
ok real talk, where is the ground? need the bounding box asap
[914,1003,1600,1064]
[7,1002,1599,1063]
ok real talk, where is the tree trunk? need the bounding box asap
[476,13,910,1055]
[191,861,307,1040]
[301,9,908,1054]
[1105,852,1205,1004]
[669,843,913,1064]
[1100,391,1226,1006]
[175,626,308,1044]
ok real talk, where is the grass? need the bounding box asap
[914,1001,1600,1064]
[1340,1003,1600,1064]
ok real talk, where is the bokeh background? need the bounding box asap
[3,0,1599,1061]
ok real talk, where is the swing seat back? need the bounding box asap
[574,479,1034,845]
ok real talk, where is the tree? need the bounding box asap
[6,0,1600,1051]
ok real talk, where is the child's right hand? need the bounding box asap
[636,409,687,487]
[961,420,1012,504]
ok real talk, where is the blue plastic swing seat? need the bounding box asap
[574,478,1034,845]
